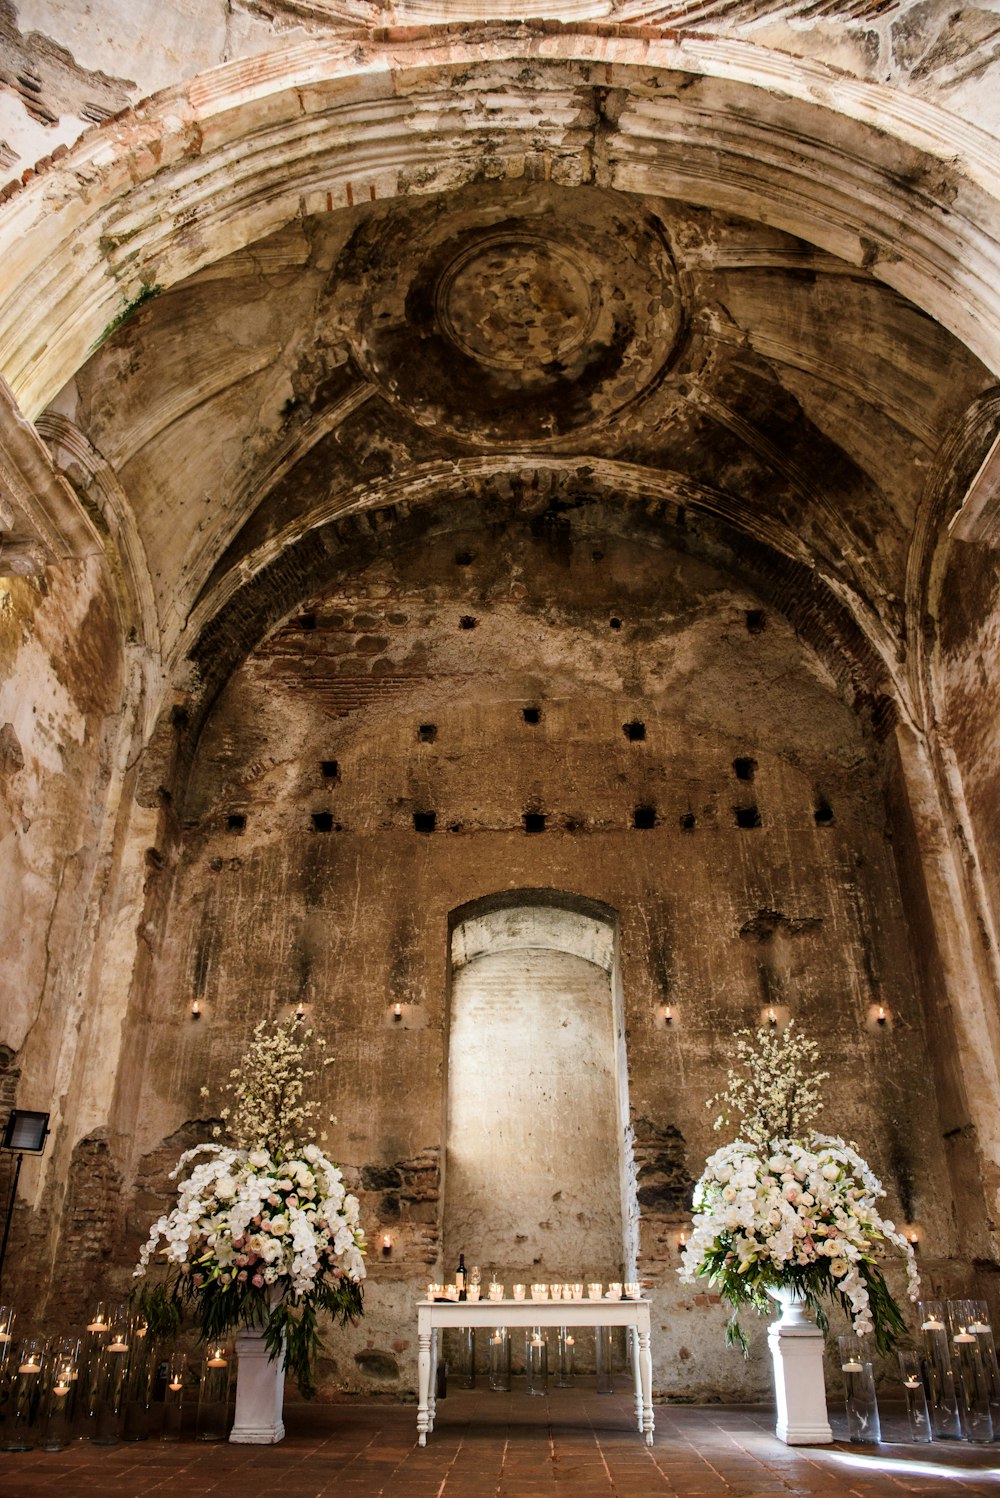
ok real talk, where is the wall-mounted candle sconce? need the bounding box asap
[906,1227,920,1253]
[191,998,201,1020]
[294,1001,305,1022]
[676,1230,688,1254]
[759,1004,788,1030]
[868,1002,890,1029]
[876,1005,887,1025]
[381,1232,392,1255]
[393,1003,403,1022]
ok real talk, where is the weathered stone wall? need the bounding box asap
[0,554,126,1299]
[99,519,960,1398]
[938,539,1000,955]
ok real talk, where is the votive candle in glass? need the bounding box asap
[587,1283,603,1301]
[530,1284,548,1301]
[488,1282,504,1303]
[512,1284,526,1302]
[898,1349,932,1442]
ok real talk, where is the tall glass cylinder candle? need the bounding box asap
[76,1311,111,1437]
[42,1338,80,1451]
[898,1349,932,1442]
[93,1317,131,1444]
[525,1328,548,1396]
[488,1327,510,1392]
[556,1327,575,1388]
[595,1325,614,1395]
[919,1299,962,1439]
[967,1299,1000,1426]
[196,1343,232,1441]
[0,1335,47,1451]
[947,1301,993,1444]
[161,1352,186,1442]
[458,1327,476,1389]
[0,1305,14,1351]
[122,1319,153,1441]
[838,1334,881,1443]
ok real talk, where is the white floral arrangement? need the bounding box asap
[679,1024,919,1354]
[134,1017,366,1395]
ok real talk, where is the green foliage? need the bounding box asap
[693,1238,908,1359]
[150,1268,364,1399]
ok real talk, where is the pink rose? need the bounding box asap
[252,1274,265,1289]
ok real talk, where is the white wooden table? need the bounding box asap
[416,1298,655,1445]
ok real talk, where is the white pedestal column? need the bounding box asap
[767,1293,833,1445]
[229,1328,286,1444]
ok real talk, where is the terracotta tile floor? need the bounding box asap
[1,1389,998,1497]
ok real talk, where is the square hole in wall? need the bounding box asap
[459,615,478,630]
[413,811,436,833]
[320,760,339,780]
[679,812,696,831]
[226,813,246,834]
[733,757,757,781]
[745,609,767,634]
[734,805,762,829]
[623,720,646,741]
[311,812,334,832]
[454,550,474,566]
[298,613,317,631]
[814,799,834,826]
[418,724,438,743]
[633,805,656,829]
[523,812,546,834]
[522,706,541,725]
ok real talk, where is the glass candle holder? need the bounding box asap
[0,1336,47,1451]
[196,1343,232,1441]
[0,1305,14,1350]
[898,1349,932,1442]
[512,1284,526,1302]
[525,1328,548,1396]
[488,1282,504,1303]
[93,1319,131,1444]
[162,1351,186,1441]
[838,1333,881,1443]
[607,1282,623,1300]
[466,1284,481,1302]
[587,1283,603,1301]
[530,1284,548,1301]
[488,1327,511,1392]
[42,1337,80,1451]
[625,1282,642,1299]
[85,1302,110,1335]
[549,1283,562,1301]
[595,1325,614,1394]
[458,1327,476,1390]
[76,1314,112,1437]
[947,1302,993,1444]
[122,1318,153,1441]
[557,1328,575,1388]
[968,1299,1000,1424]
[572,1283,584,1301]
[920,1299,962,1439]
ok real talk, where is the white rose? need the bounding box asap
[249,1150,269,1169]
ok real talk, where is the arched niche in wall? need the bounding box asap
[444,891,637,1284]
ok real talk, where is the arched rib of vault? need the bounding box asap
[2,29,1000,421]
[173,463,902,785]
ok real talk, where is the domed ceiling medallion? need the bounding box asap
[331,184,685,446]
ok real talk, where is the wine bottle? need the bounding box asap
[456,1252,467,1301]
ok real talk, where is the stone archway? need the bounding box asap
[444,892,637,1285]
